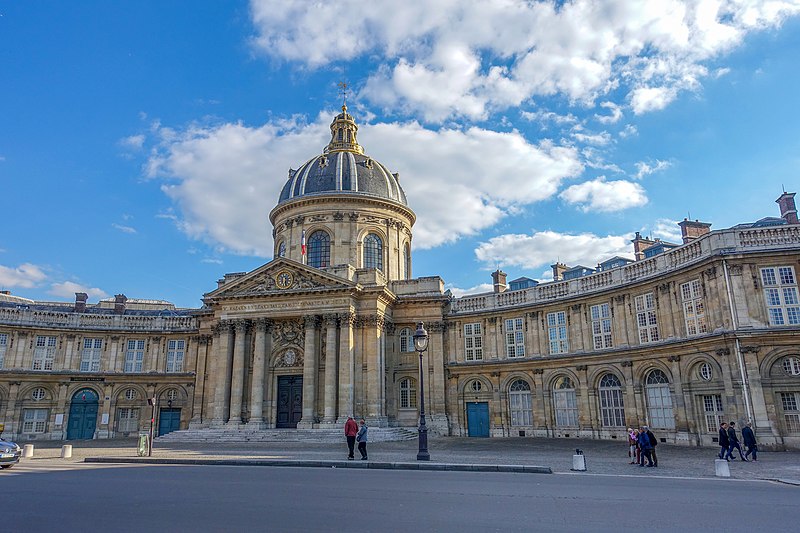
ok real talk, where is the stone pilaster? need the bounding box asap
[247,319,270,427]
[227,320,249,425]
[298,315,319,429]
[336,312,355,423]
[2,382,20,436]
[189,335,211,428]
[13,331,28,369]
[428,321,449,432]
[322,314,339,425]
[211,320,233,425]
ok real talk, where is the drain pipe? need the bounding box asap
[722,258,754,425]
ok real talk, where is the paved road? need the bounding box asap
[3,462,796,532]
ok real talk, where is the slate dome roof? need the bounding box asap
[278,105,408,206]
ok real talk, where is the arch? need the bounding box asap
[759,347,800,378]
[307,230,331,268]
[19,384,55,402]
[116,384,148,402]
[363,233,383,271]
[67,387,100,440]
[587,365,624,389]
[634,361,673,386]
[156,385,189,403]
[398,377,417,409]
[683,353,724,383]
[71,387,100,402]
[462,376,491,395]
[508,379,532,427]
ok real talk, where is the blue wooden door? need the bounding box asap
[466,402,490,437]
[67,388,99,440]
[158,408,181,436]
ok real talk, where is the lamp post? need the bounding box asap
[413,321,430,461]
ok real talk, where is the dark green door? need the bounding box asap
[158,408,181,436]
[276,376,303,428]
[67,388,99,440]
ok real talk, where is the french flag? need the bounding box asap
[301,230,306,261]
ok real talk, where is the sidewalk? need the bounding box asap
[16,436,800,484]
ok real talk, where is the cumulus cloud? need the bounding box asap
[0,263,47,289]
[446,282,493,298]
[119,134,146,150]
[474,230,634,271]
[141,112,583,254]
[595,101,623,124]
[49,281,108,300]
[560,177,648,212]
[634,159,672,179]
[249,0,800,122]
[648,218,684,243]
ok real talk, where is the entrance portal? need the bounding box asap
[276,375,303,428]
[158,408,181,436]
[466,402,490,437]
[67,388,99,440]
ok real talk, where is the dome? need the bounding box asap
[278,105,408,206]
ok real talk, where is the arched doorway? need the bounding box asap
[67,388,99,440]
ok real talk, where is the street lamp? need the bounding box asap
[413,321,430,461]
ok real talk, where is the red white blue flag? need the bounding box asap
[301,230,307,260]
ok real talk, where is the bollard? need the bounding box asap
[22,444,34,458]
[61,445,73,459]
[714,459,731,478]
[571,449,586,471]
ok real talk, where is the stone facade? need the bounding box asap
[1,109,799,450]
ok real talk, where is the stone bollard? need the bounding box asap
[61,445,73,459]
[22,444,34,458]
[715,459,731,478]
[571,454,586,471]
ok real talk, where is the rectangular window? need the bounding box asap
[547,311,569,354]
[116,408,140,433]
[761,266,800,326]
[80,338,103,372]
[590,303,613,350]
[464,323,483,361]
[702,394,724,433]
[125,339,145,373]
[166,339,186,373]
[509,391,532,427]
[33,335,57,371]
[681,279,707,336]
[635,293,659,344]
[504,318,525,358]
[553,390,578,427]
[0,332,7,368]
[780,392,800,433]
[23,408,48,433]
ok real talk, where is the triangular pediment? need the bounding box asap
[204,258,358,301]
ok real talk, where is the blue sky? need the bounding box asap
[2,1,800,308]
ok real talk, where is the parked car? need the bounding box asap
[0,438,22,469]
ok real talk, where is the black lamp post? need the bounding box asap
[413,321,430,461]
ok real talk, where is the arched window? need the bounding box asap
[307,231,330,268]
[399,328,413,353]
[403,243,411,280]
[509,380,532,426]
[364,233,383,271]
[277,241,286,258]
[553,376,578,427]
[599,373,625,427]
[399,378,417,409]
[645,369,675,429]
[468,380,483,393]
[783,356,800,376]
[698,362,713,381]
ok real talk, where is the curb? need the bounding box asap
[83,457,552,474]
[765,478,800,487]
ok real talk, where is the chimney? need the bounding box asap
[491,269,507,293]
[114,294,128,314]
[631,232,656,261]
[551,262,568,281]
[678,219,712,244]
[74,292,88,313]
[0,290,10,295]
[776,191,798,224]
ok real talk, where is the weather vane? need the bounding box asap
[337,81,349,107]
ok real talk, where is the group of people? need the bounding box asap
[627,426,659,467]
[718,421,758,461]
[344,416,369,460]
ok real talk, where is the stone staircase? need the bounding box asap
[156,427,418,444]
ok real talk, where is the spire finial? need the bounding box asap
[337,81,349,111]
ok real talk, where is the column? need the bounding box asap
[97,383,113,439]
[190,335,210,428]
[248,319,269,427]
[298,315,319,429]
[428,321,448,431]
[211,321,233,425]
[227,320,248,425]
[3,382,20,436]
[322,314,339,425]
[337,312,355,422]
[12,331,28,369]
[363,315,381,422]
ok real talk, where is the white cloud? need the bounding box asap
[446,282,493,298]
[0,263,47,289]
[571,130,612,146]
[201,258,223,264]
[634,159,672,179]
[142,112,583,253]
[49,281,108,300]
[119,134,145,150]
[595,101,623,124]
[249,0,800,122]
[648,218,684,243]
[560,177,648,212]
[112,223,137,234]
[474,230,634,271]
[619,124,638,138]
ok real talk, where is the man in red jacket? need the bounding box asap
[344,416,358,460]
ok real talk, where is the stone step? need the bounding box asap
[156,427,418,443]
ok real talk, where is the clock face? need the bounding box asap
[275,271,293,289]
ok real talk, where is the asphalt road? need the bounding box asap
[3,463,797,532]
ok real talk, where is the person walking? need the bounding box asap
[627,428,637,464]
[645,426,659,467]
[344,416,358,460]
[637,426,654,467]
[718,422,730,460]
[356,418,369,460]
[742,422,758,461]
[728,422,747,461]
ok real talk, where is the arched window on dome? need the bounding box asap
[364,233,383,271]
[276,241,286,259]
[307,231,330,268]
[403,243,411,280]
[645,369,675,429]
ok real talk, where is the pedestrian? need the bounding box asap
[644,426,659,467]
[627,428,637,464]
[728,422,747,461]
[742,422,758,461]
[344,415,358,460]
[637,426,654,467]
[356,418,369,460]
[718,422,729,460]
